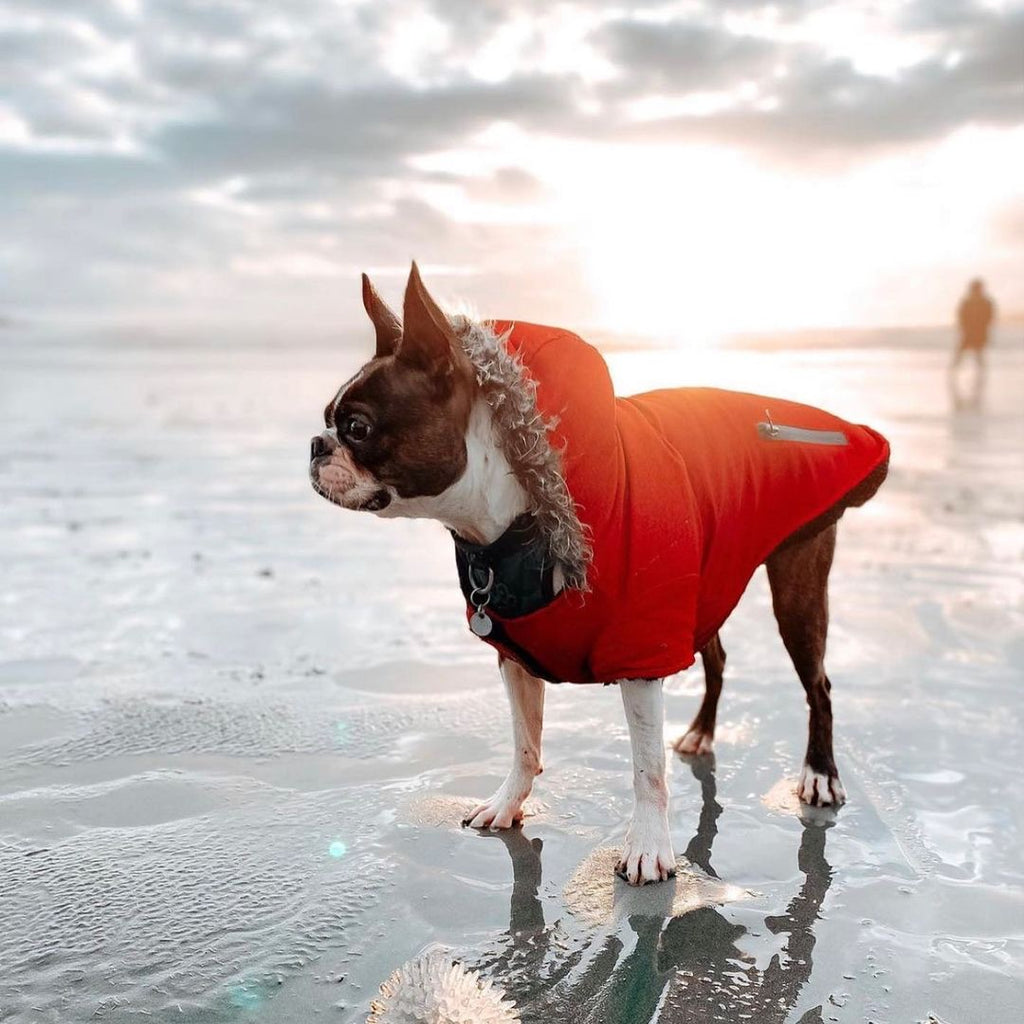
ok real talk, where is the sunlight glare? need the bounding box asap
[409,121,1024,339]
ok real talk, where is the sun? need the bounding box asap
[566,143,850,340]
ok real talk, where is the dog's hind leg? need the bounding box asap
[673,632,725,756]
[616,678,676,885]
[765,522,846,806]
[463,656,544,830]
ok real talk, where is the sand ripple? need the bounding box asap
[0,783,390,1019]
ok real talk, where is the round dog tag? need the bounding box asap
[470,609,493,637]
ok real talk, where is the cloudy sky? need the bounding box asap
[2,0,1023,338]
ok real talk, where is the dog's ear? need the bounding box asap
[362,273,402,358]
[399,261,459,374]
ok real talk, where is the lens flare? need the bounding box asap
[228,983,262,1010]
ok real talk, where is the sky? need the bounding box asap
[2,0,1023,339]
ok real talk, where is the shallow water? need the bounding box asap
[1,327,1021,1022]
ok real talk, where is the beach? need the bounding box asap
[1,323,1022,1023]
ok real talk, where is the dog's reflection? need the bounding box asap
[371,764,833,1023]
[477,757,834,1024]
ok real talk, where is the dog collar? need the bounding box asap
[451,514,558,620]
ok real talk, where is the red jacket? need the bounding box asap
[460,322,890,684]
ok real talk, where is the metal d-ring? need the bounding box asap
[468,565,495,611]
[467,564,496,638]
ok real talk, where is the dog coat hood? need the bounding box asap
[453,321,890,684]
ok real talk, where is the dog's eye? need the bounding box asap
[342,413,373,443]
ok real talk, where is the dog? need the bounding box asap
[310,263,889,886]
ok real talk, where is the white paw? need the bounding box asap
[673,728,714,756]
[615,807,676,886]
[462,775,532,830]
[797,765,846,807]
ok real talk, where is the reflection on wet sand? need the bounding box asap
[472,757,835,1024]
[682,754,722,876]
[948,359,986,413]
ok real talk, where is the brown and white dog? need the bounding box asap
[311,264,885,885]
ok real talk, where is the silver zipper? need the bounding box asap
[758,409,849,446]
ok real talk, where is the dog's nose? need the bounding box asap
[310,435,329,460]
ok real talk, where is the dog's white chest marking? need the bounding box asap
[382,399,529,543]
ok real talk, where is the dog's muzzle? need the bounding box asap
[309,434,391,512]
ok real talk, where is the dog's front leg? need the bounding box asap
[463,656,544,830]
[616,678,676,885]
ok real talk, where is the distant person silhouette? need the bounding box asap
[953,278,995,369]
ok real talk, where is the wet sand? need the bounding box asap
[1,325,1022,1022]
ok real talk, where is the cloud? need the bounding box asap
[592,3,1024,156]
[1,0,1022,325]
[594,19,778,95]
[153,76,574,181]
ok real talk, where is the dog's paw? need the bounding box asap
[462,800,523,830]
[462,778,530,830]
[615,815,676,886]
[673,728,714,756]
[797,765,846,807]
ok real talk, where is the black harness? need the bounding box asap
[451,513,557,619]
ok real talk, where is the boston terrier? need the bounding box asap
[310,263,889,885]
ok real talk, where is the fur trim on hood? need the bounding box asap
[451,314,592,590]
